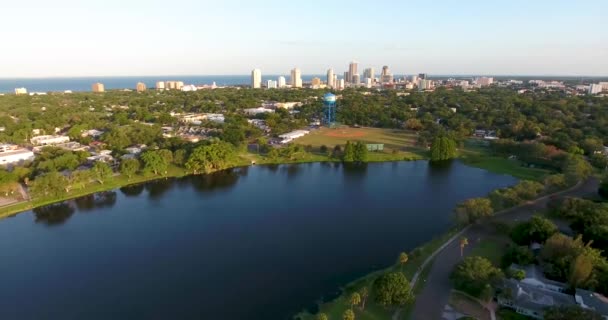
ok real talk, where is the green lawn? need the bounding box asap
[469,239,505,265]
[460,139,553,181]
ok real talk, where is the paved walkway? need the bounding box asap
[408,178,598,320]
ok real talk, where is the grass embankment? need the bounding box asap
[460,140,551,181]
[294,228,460,320]
[0,165,191,220]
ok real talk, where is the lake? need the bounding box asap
[0,160,517,319]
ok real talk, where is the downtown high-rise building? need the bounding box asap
[352,74,360,86]
[290,68,302,88]
[348,61,358,84]
[343,71,350,84]
[363,68,375,82]
[136,82,146,92]
[278,76,286,88]
[311,77,321,88]
[266,80,277,89]
[92,82,105,93]
[381,66,393,83]
[326,68,335,88]
[418,73,428,80]
[251,69,262,88]
[155,81,165,90]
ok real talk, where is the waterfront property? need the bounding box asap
[498,264,608,319]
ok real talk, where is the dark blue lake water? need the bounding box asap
[0,161,517,319]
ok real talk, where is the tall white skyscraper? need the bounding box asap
[251,69,262,89]
[332,74,338,88]
[326,68,335,88]
[278,76,286,88]
[290,68,302,88]
[348,61,358,84]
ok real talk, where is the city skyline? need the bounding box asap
[2,0,608,77]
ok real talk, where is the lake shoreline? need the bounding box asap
[0,154,423,221]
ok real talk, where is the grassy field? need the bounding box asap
[461,140,551,181]
[469,239,505,266]
[295,228,461,320]
[295,127,427,160]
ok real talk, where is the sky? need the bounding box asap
[1,0,607,77]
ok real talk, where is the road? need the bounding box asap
[409,178,599,320]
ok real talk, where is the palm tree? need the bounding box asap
[398,252,409,271]
[316,313,328,320]
[460,237,469,257]
[343,309,355,320]
[349,292,361,310]
[359,286,369,310]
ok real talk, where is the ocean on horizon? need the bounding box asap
[0,75,328,93]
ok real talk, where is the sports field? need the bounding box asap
[296,126,420,152]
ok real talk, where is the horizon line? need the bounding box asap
[1,73,608,80]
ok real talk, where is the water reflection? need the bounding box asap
[428,159,454,174]
[120,184,145,197]
[145,179,175,199]
[73,192,117,212]
[33,202,75,226]
[342,163,368,184]
[283,164,303,180]
[189,169,242,194]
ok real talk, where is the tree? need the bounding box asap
[342,309,355,320]
[373,272,413,307]
[501,245,535,267]
[359,286,369,310]
[141,150,167,175]
[173,149,187,166]
[29,171,68,198]
[460,237,469,257]
[455,197,494,224]
[590,153,608,170]
[119,158,140,180]
[405,118,423,131]
[157,149,173,165]
[544,174,567,192]
[70,169,92,190]
[544,305,603,320]
[398,252,409,271]
[93,161,113,184]
[315,313,328,320]
[450,256,504,297]
[430,136,456,161]
[569,253,594,288]
[353,142,368,163]
[562,155,592,185]
[343,141,355,162]
[349,292,361,310]
[185,142,237,174]
[510,215,557,245]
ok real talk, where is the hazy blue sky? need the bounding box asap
[2,0,607,77]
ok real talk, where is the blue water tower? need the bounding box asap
[323,93,337,126]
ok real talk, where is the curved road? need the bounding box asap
[409,178,599,320]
